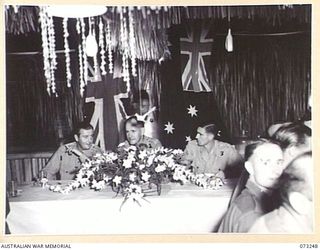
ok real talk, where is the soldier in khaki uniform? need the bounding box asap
[118,116,162,150]
[42,122,104,180]
[182,123,243,178]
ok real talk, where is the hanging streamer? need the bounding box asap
[99,17,107,75]
[63,17,72,87]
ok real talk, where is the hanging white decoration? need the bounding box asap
[76,18,85,97]
[105,20,113,74]
[120,8,130,93]
[80,18,88,88]
[63,18,72,87]
[47,14,57,95]
[128,8,137,77]
[39,7,51,95]
[92,18,100,80]
[99,17,107,75]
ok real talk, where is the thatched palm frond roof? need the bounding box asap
[5,5,311,35]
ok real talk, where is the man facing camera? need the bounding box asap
[249,151,313,233]
[218,139,285,232]
[182,123,242,179]
[42,122,104,180]
[118,116,162,150]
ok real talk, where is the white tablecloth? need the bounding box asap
[6,179,236,235]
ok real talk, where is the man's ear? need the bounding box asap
[244,161,254,175]
[74,134,79,142]
[289,192,310,215]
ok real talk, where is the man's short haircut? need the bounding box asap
[279,151,312,204]
[199,122,218,136]
[244,138,281,161]
[74,121,94,135]
[272,122,311,149]
[125,116,145,128]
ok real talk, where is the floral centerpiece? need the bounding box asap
[45,146,224,209]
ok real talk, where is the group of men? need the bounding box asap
[218,121,312,233]
[42,117,242,181]
[42,105,313,234]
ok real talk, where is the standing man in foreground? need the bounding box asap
[42,122,104,180]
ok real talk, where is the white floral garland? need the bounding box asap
[39,7,51,95]
[99,17,107,75]
[76,18,84,97]
[63,18,72,87]
[47,15,57,95]
[128,8,137,77]
[120,8,130,93]
[39,6,57,96]
[105,20,113,74]
[80,18,87,96]
[43,147,224,209]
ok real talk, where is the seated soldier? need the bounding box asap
[249,151,313,233]
[118,116,162,150]
[218,139,285,232]
[182,122,243,179]
[42,121,104,180]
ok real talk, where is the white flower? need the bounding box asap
[113,175,122,186]
[129,172,136,182]
[82,161,92,169]
[138,150,148,160]
[141,171,151,182]
[172,149,183,155]
[138,164,146,170]
[123,158,133,169]
[155,163,166,173]
[147,154,156,166]
[126,184,144,201]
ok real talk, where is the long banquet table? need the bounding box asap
[6,179,236,235]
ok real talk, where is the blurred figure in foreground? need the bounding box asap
[218,139,284,232]
[249,151,313,233]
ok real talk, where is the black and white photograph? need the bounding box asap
[4,3,315,238]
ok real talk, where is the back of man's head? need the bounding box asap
[272,122,311,150]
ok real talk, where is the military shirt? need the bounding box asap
[183,140,242,175]
[42,142,104,180]
[218,180,277,233]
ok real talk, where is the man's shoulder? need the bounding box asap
[186,140,198,148]
[143,136,162,148]
[232,188,258,213]
[56,142,77,153]
[216,140,235,150]
[118,141,129,148]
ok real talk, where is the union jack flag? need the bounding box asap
[180,21,213,92]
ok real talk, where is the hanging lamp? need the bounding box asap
[225,6,233,52]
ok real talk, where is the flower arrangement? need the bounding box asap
[46,146,224,209]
